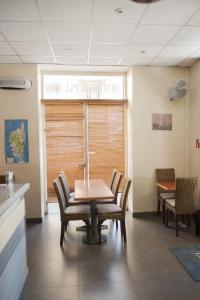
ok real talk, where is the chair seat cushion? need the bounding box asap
[97,198,114,204]
[160,192,174,199]
[70,192,75,197]
[64,205,90,215]
[166,199,175,207]
[97,204,122,214]
[69,197,89,206]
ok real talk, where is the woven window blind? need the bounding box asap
[88,102,125,188]
[44,101,84,198]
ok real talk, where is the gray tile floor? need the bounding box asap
[21,212,200,300]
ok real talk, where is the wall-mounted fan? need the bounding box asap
[169,80,187,101]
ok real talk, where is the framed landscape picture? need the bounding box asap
[5,119,29,163]
[152,113,172,130]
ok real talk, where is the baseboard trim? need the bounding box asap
[132,212,156,218]
[26,218,42,224]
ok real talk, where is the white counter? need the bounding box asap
[0,183,30,300]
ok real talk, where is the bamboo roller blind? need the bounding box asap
[43,100,126,199]
[44,102,84,197]
[88,103,125,188]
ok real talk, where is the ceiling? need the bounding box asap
[0,0,200,67]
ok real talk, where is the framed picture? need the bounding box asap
[5,119,29,163]
[152,113,172,130]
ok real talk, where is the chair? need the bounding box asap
[156,168,175,223]
[110,169,117,190]
[97,170,122,205]
[97,178,131,243]
[0,175,6,184]
[59,173,89,206]
[0,174,15,184]
[165,177,200,237]
[53,178,90,246]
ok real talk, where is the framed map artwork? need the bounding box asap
[5,119,29,163]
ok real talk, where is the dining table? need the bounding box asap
[74,179,114,244]
[156,180,176,192]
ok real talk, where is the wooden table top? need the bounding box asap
[74,179,114,201]
[156,181,176,191]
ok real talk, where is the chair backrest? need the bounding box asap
[0,175,6,184]
[59,173,70,206]
[0,174,16,184]
[175,177,200,214]
[119,178,132,215]
[110,169,117,190]
[156,168,175,182]
[53,178,67,218]
[112,170,122,204]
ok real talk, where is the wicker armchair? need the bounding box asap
[97,178,131,243]
[59,173,89,206]
[53,178,90,246]
[97,170,122,205]
[156,168,175,223]
[165,177,200,237]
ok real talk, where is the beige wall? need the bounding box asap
[129,66,189,213]
[0,63,195,217]
[189,61,200,177]
[0,64,43,219]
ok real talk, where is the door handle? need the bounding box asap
[75,163,85,168]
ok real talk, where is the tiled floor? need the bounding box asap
[21,212,200,300]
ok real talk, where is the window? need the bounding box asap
[43,75,125,99]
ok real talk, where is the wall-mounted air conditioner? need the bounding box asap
[0,77,32,90]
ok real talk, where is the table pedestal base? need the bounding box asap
[83,233,107,244]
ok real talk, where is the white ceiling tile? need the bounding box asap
[0,42,15,55]
[92,23,136,44]
[21,56,55,63]
[38,0,92,22]
[141,0,200,25]
[170,26,200,45]
[89,57,120,65]
[10,42,52,56]
[131,25,181,44]
[125,44,163,58]
[0,32,5,41]
[188,10,200,25]
[150,57,183,67]
[0,22,47,42]
[0,0,40,21]
[91,44,125,57]
[158,45,199,58]
[46,22,90,43]
[93,0,147,23]
[179,58,198,67]
[120,57,151,66]
[56,56,87,65]
[52,43,88,56]
[0,56,21,63]
[189,48,200,58]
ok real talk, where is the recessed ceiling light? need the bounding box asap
[140,50,146,54]
[65,48,73,54]
[130,0,160,3]
[114,8,125,14]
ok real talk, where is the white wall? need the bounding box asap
[130,66,189,213]
[189,61,200,177]
[0,64,43,219]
